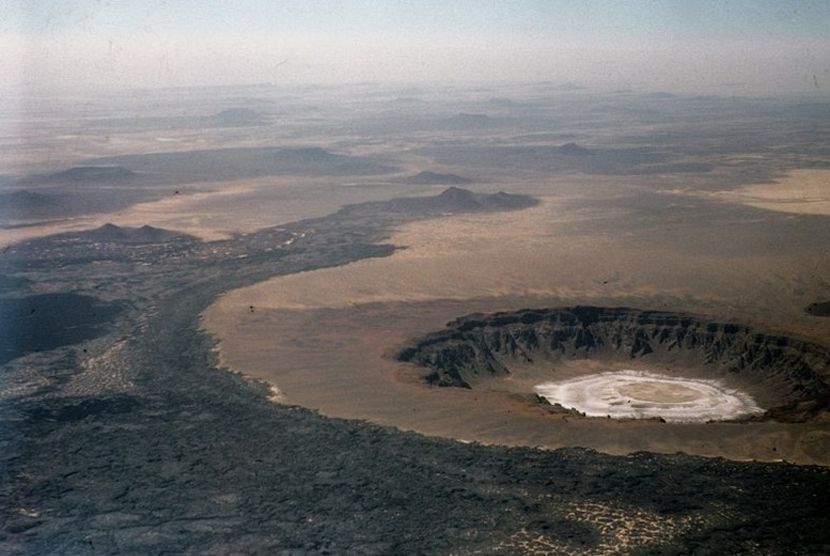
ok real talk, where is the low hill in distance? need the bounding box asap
[84,107,267,133]
[418,142,719,176]
[86,223,192,244]
[338,187,538,219]
[447,113,493,126]
[26,166,139,185]
[427,187,537,212]
[208,108,266,127]
[486,97,521,107]
[395,171,473,186]
[442,113,510,129]
[555,142,593,156]
[93,146,398,181]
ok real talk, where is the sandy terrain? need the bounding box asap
[204,194,824,321]
[0,177,413,247]
[708,169,830,216]
[0,186,249,246]
[203,171,830,465]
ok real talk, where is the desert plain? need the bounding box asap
[2,83,830,554]
[203,165,830,464]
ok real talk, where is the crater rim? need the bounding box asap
[396,305,830,424]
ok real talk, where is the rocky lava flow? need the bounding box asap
[397,306,830,422]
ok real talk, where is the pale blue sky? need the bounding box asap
[12,1,830,39]
[3,1,829,92]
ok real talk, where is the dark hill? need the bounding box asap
[37,166,137,184]
[339,187,538,218]
[93,146,398,181]
[399,186,538,213]
[444,113,496,128]
[364,187,539,216]
[433,186,480,209]
[396,171,473,186]
[86,223,187,244]
[555,142,593,156]
[209,108,265,126]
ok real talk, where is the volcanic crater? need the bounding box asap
[397,306,830,423]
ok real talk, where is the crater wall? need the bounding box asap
[397,306,830,422]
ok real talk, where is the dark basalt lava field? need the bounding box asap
[398,306,830,422]
[806,301,830,317]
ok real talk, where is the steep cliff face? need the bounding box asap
[397,306,830,421]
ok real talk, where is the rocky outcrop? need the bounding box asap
[397,306,830,421]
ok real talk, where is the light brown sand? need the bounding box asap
[209,197,796,315]
[708,169,830,216]
[0,176,411,247]
[0,185,254,247]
